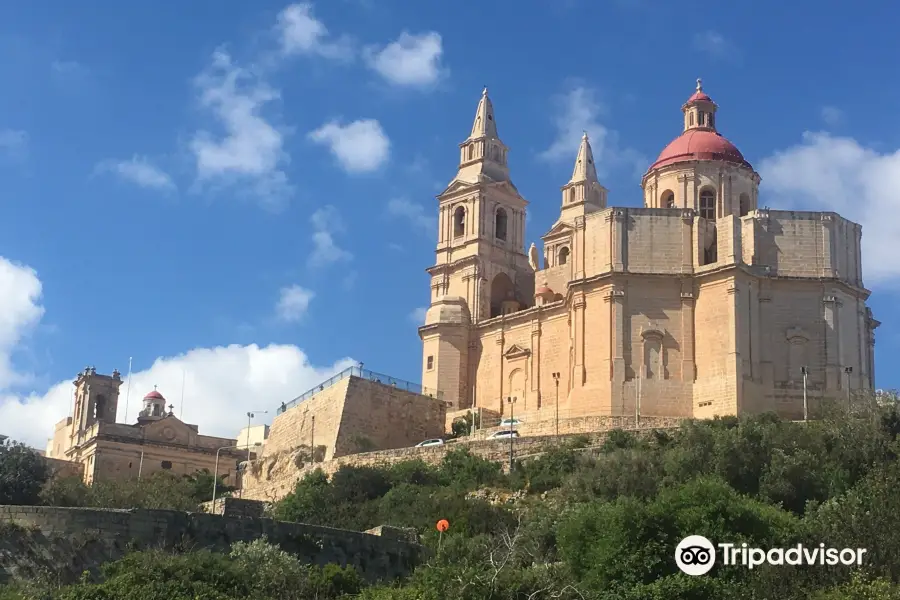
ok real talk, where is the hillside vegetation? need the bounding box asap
[4,407,900,598]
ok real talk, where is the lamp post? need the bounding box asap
[213,443,260,509]
[844,366,853,413]
[801,366,809,422]
[506,396,517,472]
[242,411,267,498]
[552,372,561,442]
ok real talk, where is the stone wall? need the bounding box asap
[243,419,682,502]
[263,375,446,462]
[0,505,425,584]
[43,457,84,480]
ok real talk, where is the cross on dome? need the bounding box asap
[696,78,703,92]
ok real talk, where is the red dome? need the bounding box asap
[649,129,752,171]
[535,285,554,296]
[144,390,165,401]
[685,90,713,104]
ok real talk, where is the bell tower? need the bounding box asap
[420,88,534,408]
[425,87,533,323]
[70,366,122,442]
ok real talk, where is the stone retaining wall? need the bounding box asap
[243,416,683,502]
[0,505,425,584]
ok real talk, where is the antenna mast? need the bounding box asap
[123,357,133,423]
[180,369,186,419]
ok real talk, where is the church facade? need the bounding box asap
[419,81,878,422]
[46,367,246,483]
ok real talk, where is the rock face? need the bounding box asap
[0,506,427,585]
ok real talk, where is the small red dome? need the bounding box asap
[536,285,553,296]
[685,90,713,104]
[144,390,165,401]
[649,130,751,171]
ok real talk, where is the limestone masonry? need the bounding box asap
[419,80,877,422]
[0,505,424,583]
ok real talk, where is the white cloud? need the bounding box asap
[0,256,356,449]
[308,205,352,268]
[307,119,390,173]
[364,32,445,87]
[2,344,356,450]
[276,285,314,322]
[821,106,844,127]
[190,50,292,207]
[409,307,427,324]
[692,30,739,60]
[539,84,645,176]
[94,156,175,191]
[0,258,44,389]
[0,130,28,161]
[386,198,435,234]
[276,3,354,61]
[758,132,900,285]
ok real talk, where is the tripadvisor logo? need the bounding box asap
[675,535,867,576]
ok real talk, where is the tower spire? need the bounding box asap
[468,86,498,140]
[568,131,599,185]
[451,88,511,185]
[559,133,607,218]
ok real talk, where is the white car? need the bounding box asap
[500,418,524,426]
[489,430,520,440]
[415,438,445,448]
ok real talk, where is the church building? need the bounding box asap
[419,81,878,422]
[46,367,246,483]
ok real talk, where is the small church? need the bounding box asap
[45,366,246,483]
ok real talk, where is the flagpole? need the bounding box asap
[123,357,133,423]
[180,369,186,419]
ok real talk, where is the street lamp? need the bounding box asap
[213,442,261,508]
[552,372,561,442]
[506,396,517,472]
[844,366,853,413]
[801,366,809,422]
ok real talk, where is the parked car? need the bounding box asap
[415,438,445,448]
[500,418,524,426]
[488,430,520,440]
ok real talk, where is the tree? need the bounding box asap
[0,439,49,505]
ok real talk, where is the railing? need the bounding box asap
[276,366,443,414]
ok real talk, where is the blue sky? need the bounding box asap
[2,0,899,448]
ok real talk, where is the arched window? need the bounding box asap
[699,189,716,219]
[739,193,750,216]
[698,112,705,126]
[569,188,576,203]
[661,190,675,209]
[453,206,465,237]
[690,112,694,126]
[558,246,570,265]
[94,395,106,419]
[495,208,508,241]
[491,146,500,161]
[467,144,474,161]
[490,272,515,318]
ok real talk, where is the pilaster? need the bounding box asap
[823,294,841,390]
[607,209,626,272]
[726,283,743,412]
[573,292,587,386]
[531,319,541,407]
[574,216,586,280]
[758,282,774,388]
[680,282,696,381]
[681,209,694,274]
[821,214,836,278]
[605,287,626,383]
